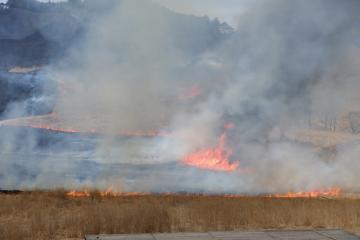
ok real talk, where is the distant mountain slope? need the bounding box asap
[0,0,232,69]
[0,2,83,68]
[0,31,56,68]
[0,0,233,118]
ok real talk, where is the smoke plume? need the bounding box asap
[1,0,360,194]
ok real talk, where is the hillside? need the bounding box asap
[0,0,232,118]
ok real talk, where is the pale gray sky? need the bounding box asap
[0,0,253,26]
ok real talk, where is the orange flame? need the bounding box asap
[66,187,151,198]
[0,113,171,137]
[66,188,342,199]
[179,85,202,100]
[67,190,90,197]
[66,183,341,199]
[182,132,240,172]
[224,122,235,129]
[269,187,341,198]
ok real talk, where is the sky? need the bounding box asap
[0,0,252,27]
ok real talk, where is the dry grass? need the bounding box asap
[1,191,360,240]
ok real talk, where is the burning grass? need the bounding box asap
[0,191,360,239]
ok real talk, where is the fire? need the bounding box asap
[182,132,240,172]
[179,85,202,100]
[0,113,171,137]
[66,184,341,199]
[66,187,151,198]
[224,122,235,129]
[269,187,341,198]
[67,190,90,197]
[66,188,342,198]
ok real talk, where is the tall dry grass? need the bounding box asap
[0,191,360,239]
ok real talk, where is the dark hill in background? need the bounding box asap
[0,0,83,68]
[0,0,232,118]
[0,0,232,69]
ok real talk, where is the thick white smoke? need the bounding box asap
[1,0,360,193]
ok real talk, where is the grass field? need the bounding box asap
[1,191,360,240]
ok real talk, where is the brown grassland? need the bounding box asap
[0,191,360,240]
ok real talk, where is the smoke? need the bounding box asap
[1,0,360,193]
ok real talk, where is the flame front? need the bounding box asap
[66,187,151,198]
[269,187,341,198]
[66,187,342,198]
[179,85,202,100]
[0,113,170,137]
[67,190,90,197]
[181,132,240,172]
